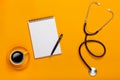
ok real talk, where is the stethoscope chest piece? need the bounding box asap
[89,67,97,76]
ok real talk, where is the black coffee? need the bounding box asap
[11,51,24,64]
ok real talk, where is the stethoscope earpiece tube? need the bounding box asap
[79,2,114,76]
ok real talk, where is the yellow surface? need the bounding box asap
[0,0,120,79]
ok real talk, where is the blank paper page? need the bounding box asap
[28,17,61,58]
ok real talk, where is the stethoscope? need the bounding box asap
[78,2,114,76]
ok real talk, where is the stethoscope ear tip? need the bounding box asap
[108,8,112,12]
[97,2,101,6]
[89,67,97,76]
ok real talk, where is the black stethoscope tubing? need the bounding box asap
[78,22,106,71]
[78,2,114,75]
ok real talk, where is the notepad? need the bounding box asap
[28,17,62,58]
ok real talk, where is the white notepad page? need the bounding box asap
[28,17,61,58]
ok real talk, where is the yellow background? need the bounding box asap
[0,0,120,79]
